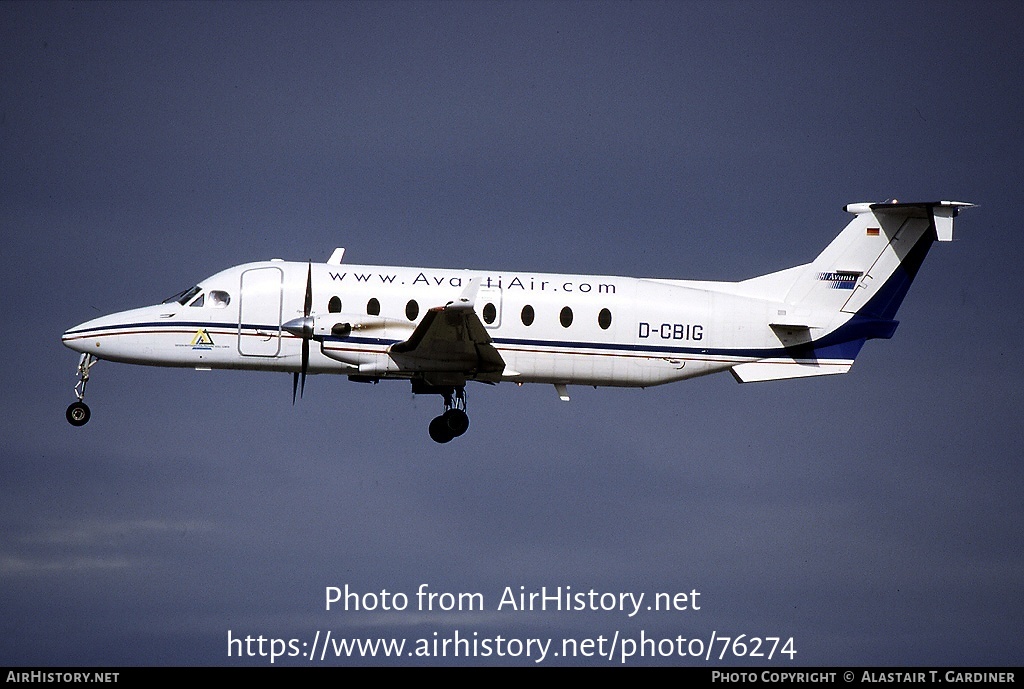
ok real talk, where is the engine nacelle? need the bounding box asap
[312,313,414,368]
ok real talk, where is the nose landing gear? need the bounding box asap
[66,353,97,426]
[427,386,469,444]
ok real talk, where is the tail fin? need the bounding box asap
[731,200,972,383]
[784,201,972,317]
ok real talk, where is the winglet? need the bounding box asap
[327,248,346,265]
[453,277,480,308]
[928,201,975,242]
[554,383,570,401]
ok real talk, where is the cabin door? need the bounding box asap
[238,267,283,356]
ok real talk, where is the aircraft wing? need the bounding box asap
[388,282,506,385]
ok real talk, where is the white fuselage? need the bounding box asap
[62,259,842,388]
[61,201,971,438]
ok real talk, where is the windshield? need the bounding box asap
[162,285,202,305]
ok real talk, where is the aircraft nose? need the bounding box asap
[62,322,93,354]
[63,303,166,359]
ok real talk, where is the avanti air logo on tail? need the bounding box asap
[818,271,860,290]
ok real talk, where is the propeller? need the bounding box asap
[283,263,314,403]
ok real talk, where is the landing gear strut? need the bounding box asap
[427,386,469,444]
[66,353,97,426]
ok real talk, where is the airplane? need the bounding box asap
[62,200,972,443]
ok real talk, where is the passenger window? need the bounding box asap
[482,302,496,324]
[328,296,342,313]
[189,293,205,307]
[598,308,612,330]
[209,290,230,308]
[367,298,380,316]
[559,306,573,328]
[406,300,419,321]
[521,305,534,326]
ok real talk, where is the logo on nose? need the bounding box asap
[190,329,214,349]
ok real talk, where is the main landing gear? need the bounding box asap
[66,353,97,426]
[427,386,470,444]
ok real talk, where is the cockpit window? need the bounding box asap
[209,290,231,308]
[163,285,202,305]
[189,293,205,307]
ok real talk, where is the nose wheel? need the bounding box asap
[66,353,97,426]
[66,401,91,426]
[427,386,469,443]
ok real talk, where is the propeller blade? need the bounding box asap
[293,262,313,403]
[300,337,309,399]
[303,262,313,318]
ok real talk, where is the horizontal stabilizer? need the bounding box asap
[731,360,853,383]
[844,200,974,242]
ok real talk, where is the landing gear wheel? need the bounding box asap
[66,401,91,426]
[417,382,470,443]
[429,416,455,444]
[68,353,98,427]
[442,408,469,437]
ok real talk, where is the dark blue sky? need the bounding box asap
[2,0,1021,665]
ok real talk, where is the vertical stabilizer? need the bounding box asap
[731,200,972,383]
[785,201,972,319]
